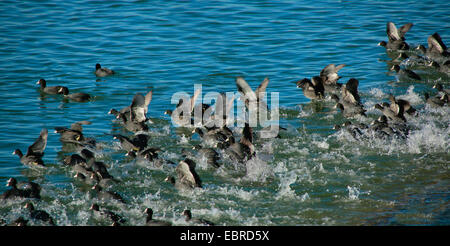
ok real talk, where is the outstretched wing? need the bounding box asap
[144,90,153,115]
[398,23,413,39]
[320,64,345,84]
[130,93,146,122]
[387,22,401,41]
[342,78,360,104]
[27,128,48,156]
[190,88,201,113]
[236,76,257,102]
[255,77,269,100]
[176,160,202,188]
[428,32,447,54]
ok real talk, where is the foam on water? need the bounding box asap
[275,171,299,200]
[347,186,360,200]
[242,156,273,183]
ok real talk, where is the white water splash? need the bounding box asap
[347,186,360,200]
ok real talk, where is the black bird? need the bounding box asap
[296,77,325,100]
[91,184,126,204]
[374,102,406,123]
[425,92,448,107]
[192,145,220,168]
[335,103,366,118]
[165,88,201,127]
[332,79,366,118]
[428,60,450,74]
[192,127,229,148]
[341,78,361,105]
[20,180,41,199]
[58,87,91,102]
[81,149,115,180]
[416,32,449,60]
[201,125,235,149]
[13,128,47,166]
[54,121,95,147]
[8,217,28,226]
[95,63,115,77]
[24,202,55,226]
[116,111,149,133]
[319,64,345,94]
[74,172,97,185]
[390,64,421,81]
[36,79,68,95]
[90,203,126,225]
[369,115,408,139]
[144,208,172,226]
[126,147,161,163]
[182,209,215,226]
[433,83,450,95]
[201,92,234,128]
[113,134,150,152]
[225,123,255,162]
[130,91,153,123]
[63,153,86,166]
[1,178,41,200]
[110,91,152,124]
[390,53,410,64]
[1,178,27,199]
[378,22,413,51]
[333,121,366,139]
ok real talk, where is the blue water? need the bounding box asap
[0,0,449,225]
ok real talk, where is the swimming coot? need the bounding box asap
[144,208,172,226]
[90,203,126,225]
[91,184,126,204]
[182,209,215,226]
[165,159,202,190]
[36,79,68,95]
[24,202,55,226]
[58,87,91,102]
[390,64,421,81]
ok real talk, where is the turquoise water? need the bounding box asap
[0,0,449,225]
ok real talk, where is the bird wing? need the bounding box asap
[387,22,401,41]
[144,90,153,115]
[320,64,345,84]
[236,77,257,102]
[428,32,447,54]
[398,23,413,39]
[255,77,269,101]
[190,88,201,113]
[176,161,198,188]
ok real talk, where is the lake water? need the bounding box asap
[0,0,448,225]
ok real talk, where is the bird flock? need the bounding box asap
[1,22,449,226]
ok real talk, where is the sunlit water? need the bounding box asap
[0,0,449,226]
